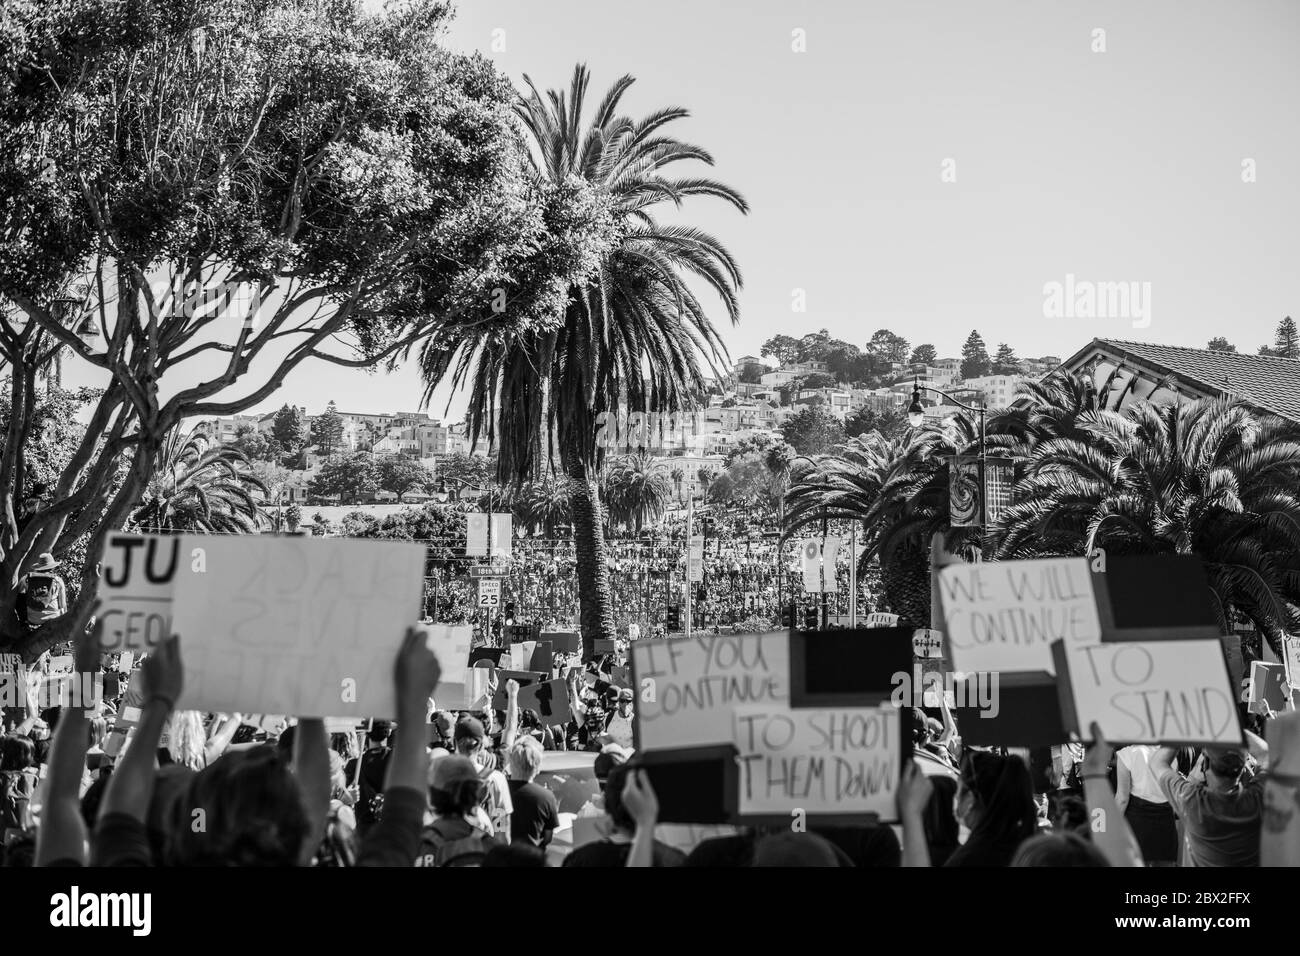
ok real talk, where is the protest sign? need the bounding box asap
[939,557,1099,674]
[633,746,737,825]
[592,638,617,658]
[1092,554,1221,642]
[0,653,23,674]
[469,647,506,668]
[505,678,572,725]
[864,612,900,628]
[424,624,473,687]
[542,631,580,655]
[912,629,944,660]
[732,704,902,823]
[98,533,180,652]
[1247,661,1290,715]
[170,535,425,718]
[952,672,1068,748]
[1283,637,1300,704]
[1054,639,1242,745]
[112,671,145,733]
[631,631,789,752]
[489,669,546,710]
[509,641,536,671]
[529,641,553,675]
[789,627,914,708]
[609,665,632,688]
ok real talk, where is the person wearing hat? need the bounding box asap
[19,552,66,627]
[415,754,498,867]
[1150,733,1270,867]
[453,716,512,838]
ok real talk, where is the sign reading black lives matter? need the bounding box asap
[98,533,181,651]
[170,535,425,719]
[938,557,1100,674]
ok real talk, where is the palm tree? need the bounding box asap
[130,428,268,534]
[421,65,747,657]
[511,476,573,536]
[996,397,1300,654]
[604,455,670,532]
[782,422,987,626]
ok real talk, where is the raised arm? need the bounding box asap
[358,627,441,867]
[897,761,933,868]
[1081,724,1143,867]
[1115,757,1132,814]
[622,770,659,867]
[98,635,183,824]
[503,679,520,750]
[35,607,100,866]
[292,717,331,867]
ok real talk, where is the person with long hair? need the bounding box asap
[945,749,1037,867]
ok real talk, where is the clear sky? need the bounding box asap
[69,0,1300,419]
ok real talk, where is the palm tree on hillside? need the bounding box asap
[604,455,671,532]
[130,429,268,534]
[996,398,1300,653]
[421,64,747,657]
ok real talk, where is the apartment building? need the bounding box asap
[963,374,1026,409]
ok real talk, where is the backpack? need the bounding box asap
[0,770,34,838]
[417,818,494,867]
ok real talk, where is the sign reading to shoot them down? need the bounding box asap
[938,557,1100,675]
[732,704,901,822]
[170,536,425,719]
[631,632,789,751]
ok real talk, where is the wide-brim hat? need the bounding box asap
[31,552,59,572]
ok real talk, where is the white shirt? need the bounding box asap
[1118,745,1168,804]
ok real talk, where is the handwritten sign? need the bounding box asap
[939,558,1100,674]
[631,631,789,751]
[1284,637,1300,704]
[732,704,900,821]
[1055,639,1241,745]
[170,535,425,718]
[864,612,900,628]
[912,628,944,660]
[98,533,179,651]
[425,624,473,687]
[1247,661,1290,715]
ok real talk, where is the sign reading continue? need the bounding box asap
[939,557,1100,674]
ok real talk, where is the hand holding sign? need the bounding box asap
[395,626,442,721]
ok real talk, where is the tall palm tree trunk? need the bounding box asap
[565,445,615,659]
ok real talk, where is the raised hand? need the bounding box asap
[142,634,183,711]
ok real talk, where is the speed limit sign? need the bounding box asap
[477,578,501,608]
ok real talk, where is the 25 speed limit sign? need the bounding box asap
[477,578,501,608]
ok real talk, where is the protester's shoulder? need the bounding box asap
[562,841,625,867]
[653,841,688,867]
[91,812,152,867]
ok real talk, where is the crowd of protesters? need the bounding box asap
[1,599,1291,869]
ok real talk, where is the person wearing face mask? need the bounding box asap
[946,750,1038,867]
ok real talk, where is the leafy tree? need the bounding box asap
[311,401,346,461]
[909,344,938,366]
[1207,337,1236,353]
[760,334,800,367]
[375,454,430,502]
[0,0,604,660]
[796,329,833,363]
[271,405,308,460]
[283,503,302,533]
[844,404,907,440]
[1261,316,1299,359]
[960,330,991,379]
[865,329,910,365]
[230,425,279,463]
[991,343,1021,375]
[780,405,845,456]
[434,453,496,492]
[307,452,378,505]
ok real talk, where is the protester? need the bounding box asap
[17,552,67,627]
[564,763,685,867]
[1116,744,1178,865]
[1150,734,1270,867]
[345,719,392,837]
[944,750,1038,867]
[453,715,512,837]
[505,736,560,850]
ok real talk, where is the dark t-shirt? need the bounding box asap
[90,812,152,866]
[345,747,391,826]
[508,779,560,848]
[563,838,686,867]
[943,831,1024,868]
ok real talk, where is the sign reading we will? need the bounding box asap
[98,533,183,652]
[732,705,901,822]
[939,557,1100,674]
[631,632,789,751]
[171,536,425,719]
[1055,639,1241,746]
